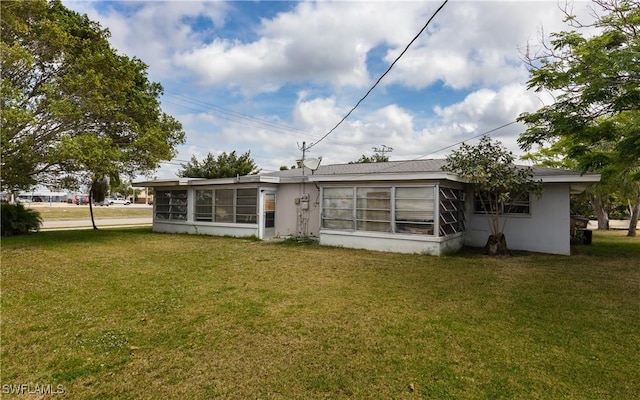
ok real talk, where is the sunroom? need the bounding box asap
[316,183,466,256]
[137,175,280,239]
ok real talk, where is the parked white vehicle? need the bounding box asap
[107,197,130,205]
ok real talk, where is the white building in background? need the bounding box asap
[16,189,72,203]
[134,159,600,256]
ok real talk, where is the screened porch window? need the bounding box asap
[192,188,258,224]
[215,189,234,222]
[155,190,188,221]
[395,187,435,235]
[322,187,354,230]
[321,186,443,236]
[356,187,391,232]
[439,187,465,235]
[236,188,257,223]
[195,190,213,221]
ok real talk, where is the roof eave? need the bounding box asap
[308,172,463,182]
[536,174,601,183]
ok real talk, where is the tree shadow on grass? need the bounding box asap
[1,227,153,249]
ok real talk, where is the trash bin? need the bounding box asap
[580,229,592,245]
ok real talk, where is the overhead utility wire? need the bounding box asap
[165,91,310,136]
[414,120,518,160]
[165,92,403,148]
[331,120,518,181]
[164,92,357,146]
[306,0,449,151]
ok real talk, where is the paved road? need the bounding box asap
[41,217,152,231]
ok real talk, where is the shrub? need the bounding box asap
[1,203,43,236]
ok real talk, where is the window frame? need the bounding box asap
[473,190,531,215]
[195,189,213,221]
[154,190,188,221]
[356,187,391,233]
[320,184,464,237]
[439,187,466,235]
[321,187,355,230]
[394,186,436,235]
[235,188,258,224]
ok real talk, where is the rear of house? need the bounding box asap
[135,160,599,256]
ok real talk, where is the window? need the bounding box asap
[322,187,354,230]
[195,190,213,221]
[236,188,257,223]
[264,193,276,228]
[439,187,465,235]
[395,187,435,235]
[474,191,530,215]
[321,185,467,236]
[155,190,187,220]
[215,189,234,222]
[356,187,391,232]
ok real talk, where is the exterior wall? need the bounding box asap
[151,185,264,239]
[465,183,571,255]
[320,231,464,256]
[148,180,574,256]
[273,182,320,238]
[152,221,258,237]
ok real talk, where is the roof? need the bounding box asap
[263,159,600,184]
[134,159,600,190]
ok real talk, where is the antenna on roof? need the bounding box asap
[373,144,394,158]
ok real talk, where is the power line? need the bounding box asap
[165,91,310,137]
[414,120,518,160]
[306,0,449,151]
[324,120,519,180]
[163,91,361,146]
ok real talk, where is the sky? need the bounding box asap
[64,0,600,178]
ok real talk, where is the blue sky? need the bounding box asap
[65,0,598,178]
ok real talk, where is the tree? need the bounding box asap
[517,0,639,236]
[178,151,260,179]
[521,137,614,230]
[443,136,542,256]
[1,1,185,199]
[348,154,389,164]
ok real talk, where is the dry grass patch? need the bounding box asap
[2,229,638,399]
[27,205,152,220]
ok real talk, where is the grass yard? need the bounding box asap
[26,205,152,220]
[1,229,638,399]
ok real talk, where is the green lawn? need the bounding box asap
[2,230,638,399]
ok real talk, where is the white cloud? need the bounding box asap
[61,0,602,177]
[65,0,230,80]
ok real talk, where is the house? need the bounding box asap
[133,159,600,256]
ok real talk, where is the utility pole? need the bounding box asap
[297,141,313,176]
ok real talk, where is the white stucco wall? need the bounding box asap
[152,221,259,237]
[465,183,571,255]
[273,183,320,238]
[320,231,464,256]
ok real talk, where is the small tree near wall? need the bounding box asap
[443,136,542,255]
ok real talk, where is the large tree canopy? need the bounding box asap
[517,0,639,175]
[517,0,639,236]
[1,0,185,192]
[178,151,261,179]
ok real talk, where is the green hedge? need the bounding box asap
[1,203,43,236]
